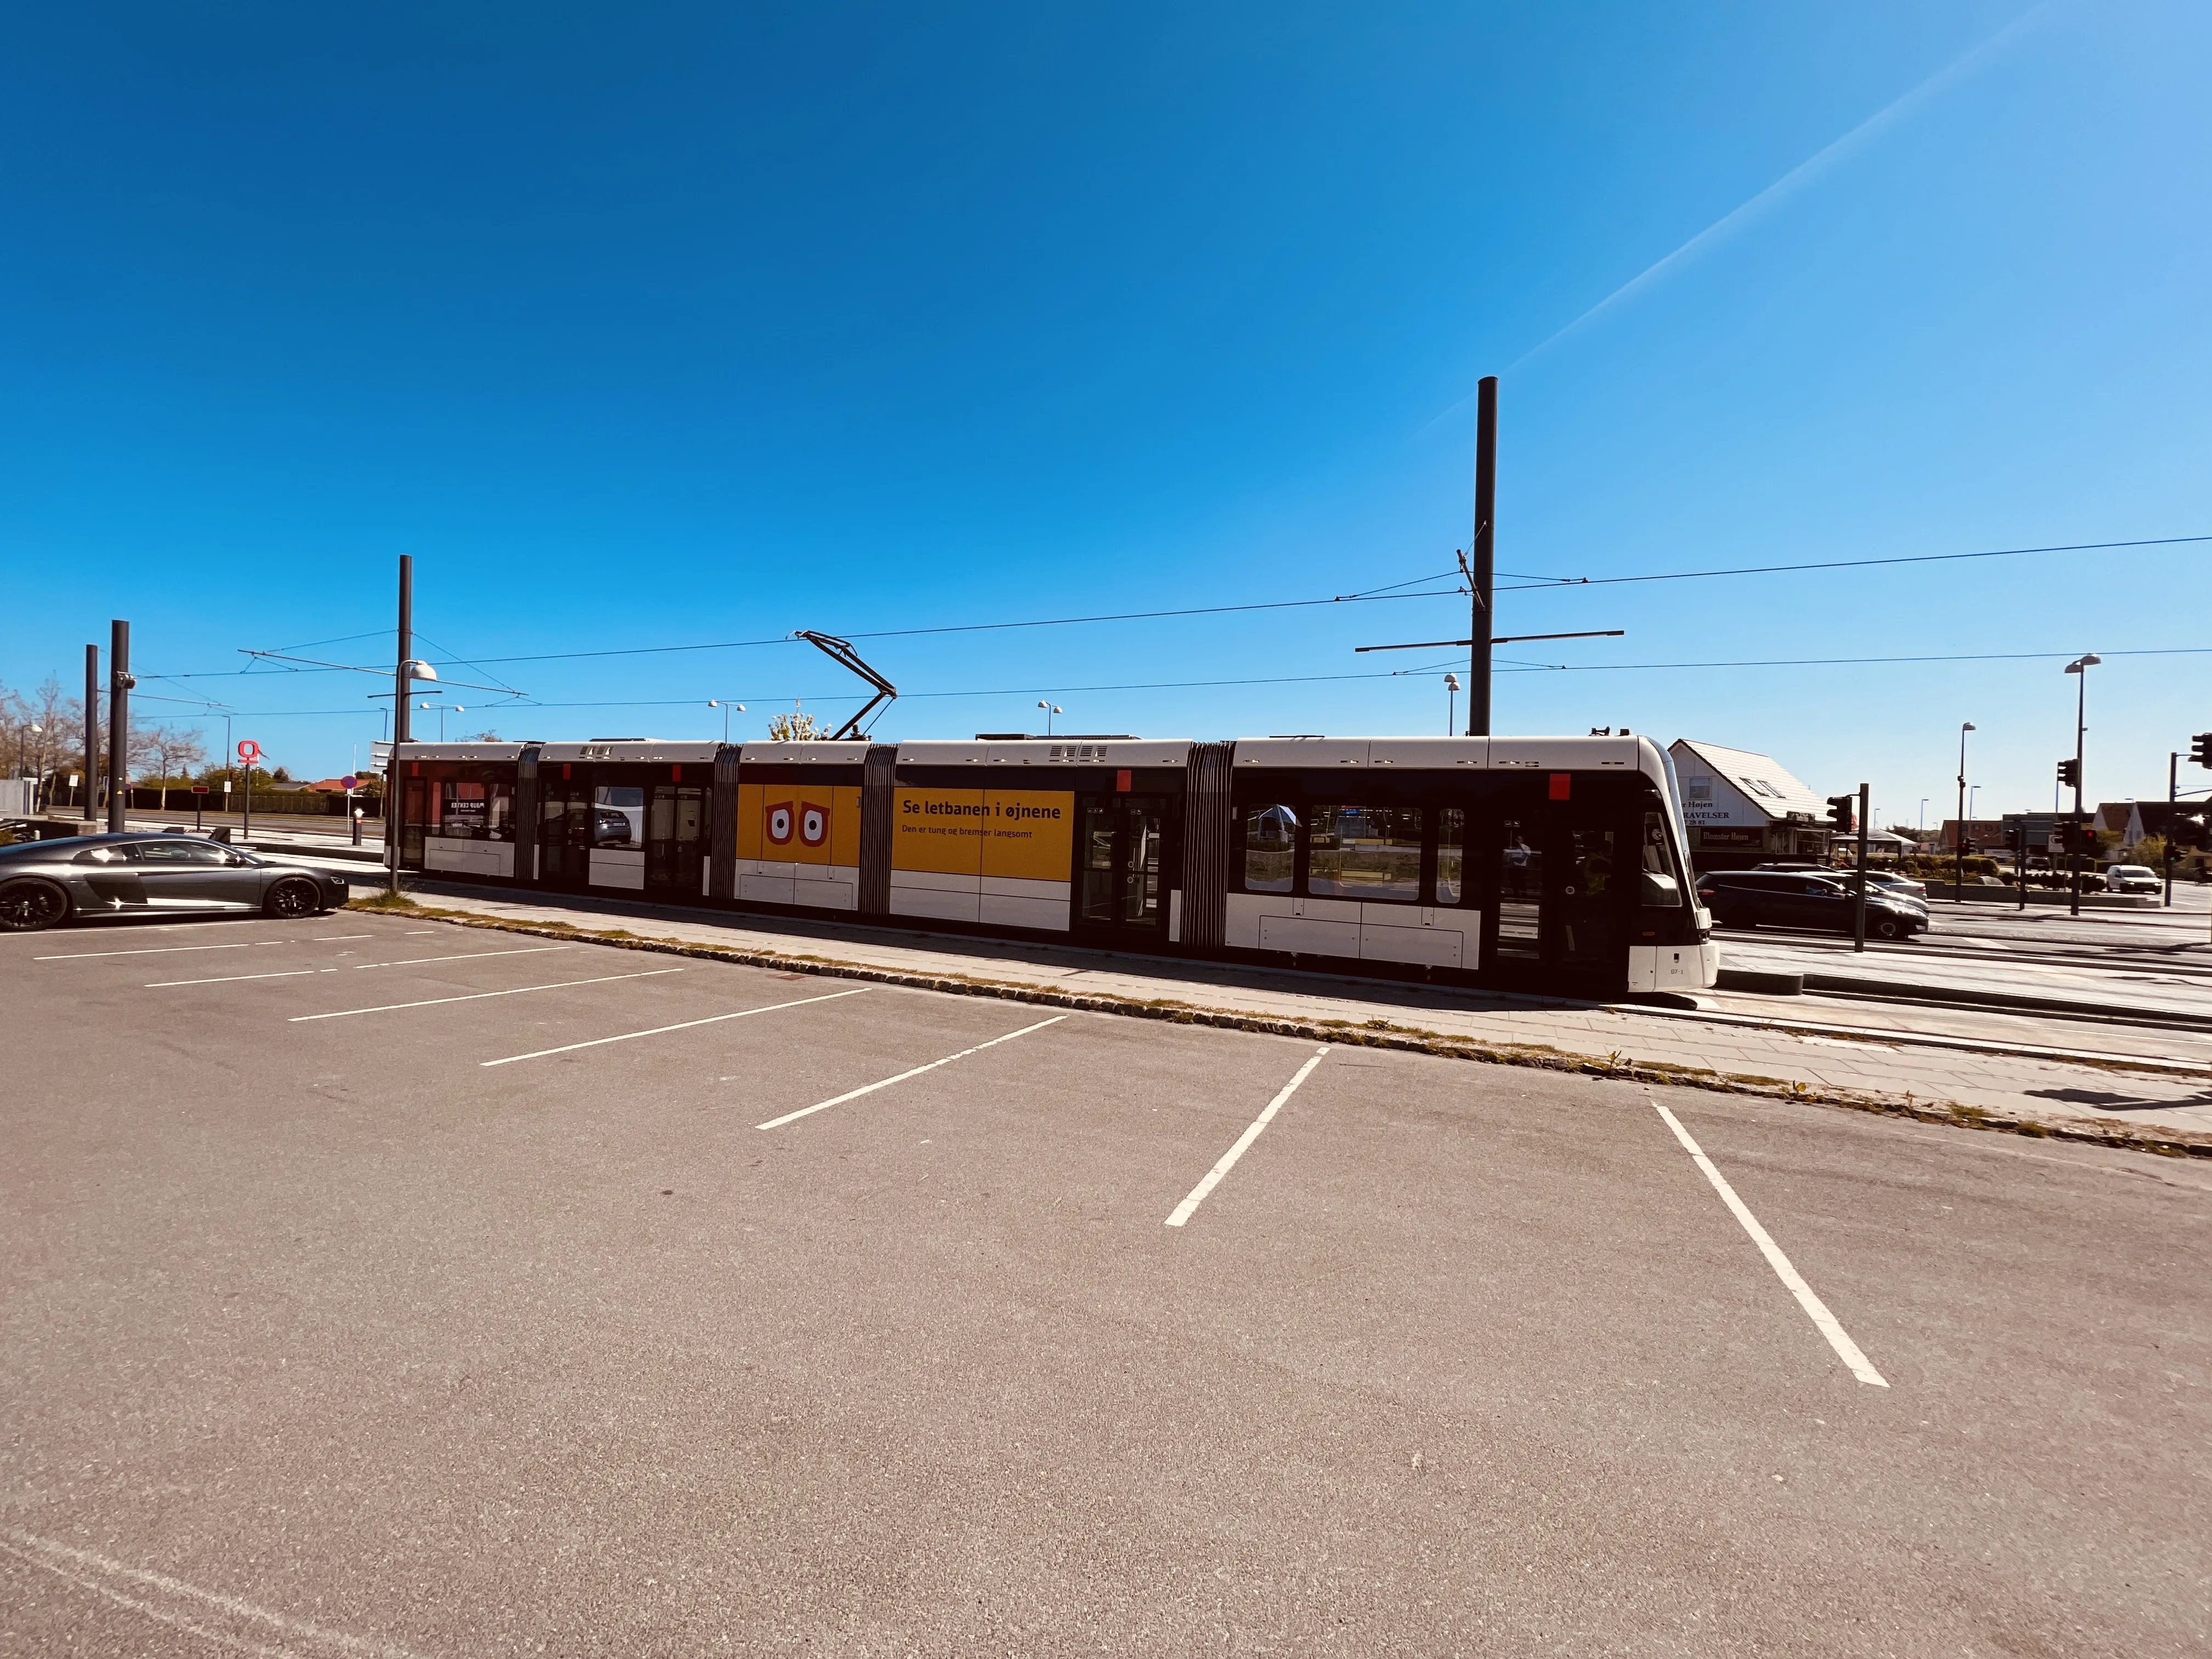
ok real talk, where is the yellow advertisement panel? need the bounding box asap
[894,788,1074,881]
[737,782,861,867]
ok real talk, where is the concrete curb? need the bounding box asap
[348,894,2212,1163]
[1800,971,2212,1032]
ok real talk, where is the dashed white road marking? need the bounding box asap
[146,969,323,988]
[756,1014,1068,1130]
[1166,1045,1330,1228]
[293,967,685,1021]
[37,939,291,960]
[482,986,868,1066]
[351,945,570,970]
[148,945,571,988]
[1650,1099,1889,1387]
[0,1528,428,1657]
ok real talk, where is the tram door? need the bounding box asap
[1076,794,1169,935]
[400,777,427,870]
[1484,794,1622,981]
[645,784,707,893]
[537,773,591,886]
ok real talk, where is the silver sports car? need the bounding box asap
[0,832,351,932]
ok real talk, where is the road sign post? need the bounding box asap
[236,740,261,847]
[191,782,208,832]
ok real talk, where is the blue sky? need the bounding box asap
[2,1,2207,826]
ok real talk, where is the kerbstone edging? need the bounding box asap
[351,898,2212,1161]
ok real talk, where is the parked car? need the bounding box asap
[1756,862,1927,901]
[1696,870,1928,939]
[0,832,349,932]
[2104,864,2160,894]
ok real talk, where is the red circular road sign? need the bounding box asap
[236,739,262,763]
[341,774,359,791]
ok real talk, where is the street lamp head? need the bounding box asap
[2066,653,2101,673]
[1961,721,1976,732]
[403,659,437,682]
[1037,701,1049,712]
[1444,673,1460,691]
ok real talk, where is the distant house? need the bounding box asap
[303,777,353,794]
[1666,739,1835,871]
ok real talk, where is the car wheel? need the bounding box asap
[1873,915,1906,940]
[0,878,70,932]
[264,877,323,919]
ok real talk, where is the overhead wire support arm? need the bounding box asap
[793,630,898,740]
[1355,629,1624,653]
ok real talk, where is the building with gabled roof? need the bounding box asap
[1666,738,1835,871]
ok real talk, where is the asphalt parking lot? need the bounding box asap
[3,909,2208,1656]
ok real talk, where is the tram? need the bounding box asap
[388,732,1716,996]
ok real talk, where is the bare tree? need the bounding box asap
[767,706,823,741]
[144,726,209,809]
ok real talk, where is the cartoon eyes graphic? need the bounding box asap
[766,802,828,847]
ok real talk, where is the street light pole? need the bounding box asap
[390,555,413,895]
[1954,721,1974,902]
[2064,653,2100,917]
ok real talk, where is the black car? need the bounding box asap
[0,832,350,932]
[1696,870,1926,939]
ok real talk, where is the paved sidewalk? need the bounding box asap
[369,879,2212,1152]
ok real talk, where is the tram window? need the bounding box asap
[592,785,644,848]
[435,779,514,842]
[1435,808,1464,905]
[1308,805,1422,902]
[1640,811,1684,906]
[1566,827,1616,899]
[1242,804,1296,893]
[1497,820,1543,957]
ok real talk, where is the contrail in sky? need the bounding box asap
[1428,0,2063,424]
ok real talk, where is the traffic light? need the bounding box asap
[2061,820,2097,856]
[1826,794,1855,832]
[2056,758,2081,790]
[2192,733,2212,769]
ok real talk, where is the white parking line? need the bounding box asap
[37,940,292,961]
[481,986,869,1067]
[351,945,571,971]
[292,967,685,1022]
[145,945,572,989]
[1650,1099,1888,1388]
[755,1014,1068,1131]
[146,969,323,988]
[1165,1046,1330,1228]
[312,934,374,941]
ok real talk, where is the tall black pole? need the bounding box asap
[388,554,413,894]
[106,619,131,833]
[2167,751,2178,908]
[2069,667,2086,917]
[1853,782,1869,952]
[1468,375,1498,737]
[82,642,99,822]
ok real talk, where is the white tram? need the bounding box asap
[390,733,1717,996]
